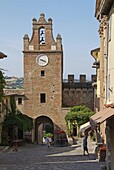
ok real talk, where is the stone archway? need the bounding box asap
[35,116,54,144]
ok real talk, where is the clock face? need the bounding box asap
[36,54,48,66]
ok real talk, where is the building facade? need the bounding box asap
[23,13,67,144]
[90,1,114,169]
[22,13,95,144]
[91,48,100,112]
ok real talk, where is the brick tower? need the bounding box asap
[23,13,66,144]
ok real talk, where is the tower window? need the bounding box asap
[18,98,22,104]
[40,93,46,103]
[39,28,45,44]
[41,70,45,76]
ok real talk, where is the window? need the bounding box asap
[39,27,45,44]
[40,93,46,103]
[18,98,22,105]
[41,70,45,76]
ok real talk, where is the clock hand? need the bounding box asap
[40,59,46,62]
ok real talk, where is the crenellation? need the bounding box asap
[91,74,97,83]
[68,75,74,83]
[80,74,86,82]
[62,74,94,110]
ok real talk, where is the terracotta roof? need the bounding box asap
[104,103,114,108]
[3,89,24,96]
[0,52,7,59]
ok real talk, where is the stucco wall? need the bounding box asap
[108,13,114,102]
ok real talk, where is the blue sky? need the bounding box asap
[0,0,99,80]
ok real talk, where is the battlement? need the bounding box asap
[63,74,96,83]
[62,74,95,110]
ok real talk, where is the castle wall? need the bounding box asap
[62,74,96,111]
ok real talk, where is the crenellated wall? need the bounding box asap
[62,74,96,111]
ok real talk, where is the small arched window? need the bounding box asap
[39,27,45,44]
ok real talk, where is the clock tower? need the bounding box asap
[23,13,66,143]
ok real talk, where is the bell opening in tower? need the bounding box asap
[39,27,45,44]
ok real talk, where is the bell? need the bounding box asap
[40,30,44,35]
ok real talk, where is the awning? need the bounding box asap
[80,122,91,132]
[54,130,65,134]
[90,107,114,125]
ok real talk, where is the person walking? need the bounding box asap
[83,134,89,155]
[45,136,52,149]
[89,130,94,141]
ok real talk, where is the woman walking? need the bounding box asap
[83,134,89,155]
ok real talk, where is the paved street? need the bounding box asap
[0,138,106,170]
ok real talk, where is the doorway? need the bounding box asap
[35,116,54,144]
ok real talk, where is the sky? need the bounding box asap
[0,0,99,80]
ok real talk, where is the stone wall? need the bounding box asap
[62,74,96,111]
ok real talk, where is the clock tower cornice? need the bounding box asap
[22,50,63,54]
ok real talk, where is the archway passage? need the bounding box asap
[35,116,54,144]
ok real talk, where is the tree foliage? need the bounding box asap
[16,111,33,131]
[3,96,33,132]
[65,105,95,127]
[10,96,16,115]
[4,111,33,131]
[0,70,5,102]
[44,133,53,138]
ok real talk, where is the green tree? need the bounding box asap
[65,105,95,136]
[3,96,33,142]
[0,70,5,102]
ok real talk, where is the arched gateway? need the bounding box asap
[23,13,68,144]
[35,116,54,144]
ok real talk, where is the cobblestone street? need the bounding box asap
[0,138,105,170]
